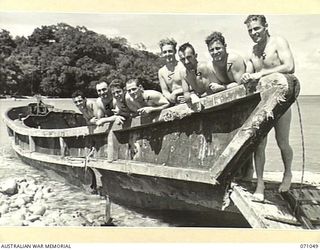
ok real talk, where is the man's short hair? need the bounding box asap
[126,78,139,86]
[178,42,195,54]
[72,90,85,99]
[98,76,109,86]
[109,79,124,89]
[244,15,267,26]
[159,38,177,52]
[205,32,226,47]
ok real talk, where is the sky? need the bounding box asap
[1,12,319,95]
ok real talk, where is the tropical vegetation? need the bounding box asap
[0,23,163,97]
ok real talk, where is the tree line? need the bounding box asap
[0,23,163,97]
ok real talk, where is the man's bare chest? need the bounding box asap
[252,45,281,71]
[165,69,181,85]
[213,67,233,84]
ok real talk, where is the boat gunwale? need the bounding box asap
[2,85,259,138]
[3,73,300,184]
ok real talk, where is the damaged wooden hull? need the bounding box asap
[3,73,300,214]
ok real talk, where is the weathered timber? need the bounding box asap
[12,143,218,185]
[281,188,320,229]
[99,167,227,211]
[2,73,304,217]
[29,135,35,152]
[114,98,258,171]
[59,137,67,157]
[4,109,111,137]
[117,85,255,131]
[13,143,227,211]
[230,181,304,229]
[210,74,300,182]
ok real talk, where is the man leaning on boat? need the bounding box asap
[158,38,185,104]
[71,90,98,125]
[95,78,126,126]
[176,35,246,104]
[241,15,296,201]
[72,15,296,202]
[125,78,170,115]
[72,79,126,126]
[73,77,170,124]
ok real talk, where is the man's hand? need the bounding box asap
[240,73,251,84]
[111,108,119,115]
[95,118,105,126]
[241,72,262,84]
[209,82,226,93]
[137,107,154,115]
[176,95,186,104]
[95,115,125,126]
[183,92,191,103]
[250,72,263,80]
[226,82,239,89]
[168,93,177,103]
[89,117,98,124]
[169,89,185,104]
[114,115,125,125]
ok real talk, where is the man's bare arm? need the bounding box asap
[240,59,255,83]
[245,37,295,81]
[96,107,105,119]
[230,56,247,84]
[172,88,184,96]
[179,68,193,102]
[245,58,255,73]
[96,115,125,126]
[138,92,170,114]
[94,99,107,119]
[148,92,170,111]
[260,37,294,76]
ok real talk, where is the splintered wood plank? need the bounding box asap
[230,182,302,229]
[290,189,320,204]
[283,188,320,226]
[300,204,320,225]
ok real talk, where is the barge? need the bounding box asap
[4,73,313,228]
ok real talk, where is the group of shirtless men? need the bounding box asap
[72,15,296,201]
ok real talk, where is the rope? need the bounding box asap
[84,147,96,172]
[294,98,306,214]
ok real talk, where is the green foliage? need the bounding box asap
[0,24,162,97]
[0,29,16,56]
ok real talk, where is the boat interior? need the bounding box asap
[5,87,261,180]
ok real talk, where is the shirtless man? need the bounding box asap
[95,80,125,126]
[125,78,170,115]
[178,42,212,102]
[205,31,246,92]
[158,38,185,104]
[109,79,131,118]
[178,42,245,103]
[72,90,97,125]
[240,15,295,200]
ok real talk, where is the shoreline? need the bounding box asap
[263,171,320,186]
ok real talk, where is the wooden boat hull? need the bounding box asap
[3,73,300,216]
[12,142,234,212]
